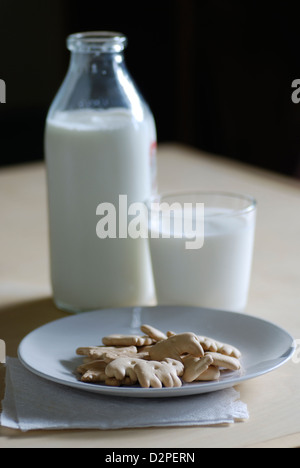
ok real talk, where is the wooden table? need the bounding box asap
[0,144,300,448]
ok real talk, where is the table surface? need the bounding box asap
[0,143,300,448]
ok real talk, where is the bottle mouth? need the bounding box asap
[67,31,128,53]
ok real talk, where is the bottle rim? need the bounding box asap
[67,31,128,53]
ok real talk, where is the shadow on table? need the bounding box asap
[0,297,67,425]
[0,297,68,358]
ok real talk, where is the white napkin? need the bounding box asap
[1,358,248,432]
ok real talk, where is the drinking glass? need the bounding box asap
[147,192,257,312]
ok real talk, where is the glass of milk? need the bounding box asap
[147,192,257,312]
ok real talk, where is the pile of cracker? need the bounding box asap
[76,324,242,389]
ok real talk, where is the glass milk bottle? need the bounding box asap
[45,32,157,313]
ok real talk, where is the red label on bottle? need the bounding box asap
[150,141,157,160]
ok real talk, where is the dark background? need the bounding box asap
[1,0,300,177]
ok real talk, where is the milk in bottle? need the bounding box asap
[45,32,157,313]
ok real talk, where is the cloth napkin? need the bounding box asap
[1,357,249,432]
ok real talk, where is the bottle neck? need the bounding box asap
[48,32,144,118]
[67,32,127,76]
[69,50,125,75]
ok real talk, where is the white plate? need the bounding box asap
[18,306,295,398]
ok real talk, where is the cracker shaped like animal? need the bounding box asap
[105,357,142,382]
[205,352,241,371]
[102,334,154,347]
[134,358,184,388]
[198,336,241,359]
[77,360,107,383]
[105,357,184,388]
[76,346,138,360]
[145,333,204,362]
[140,324,168,342]
[182,355,214,383]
